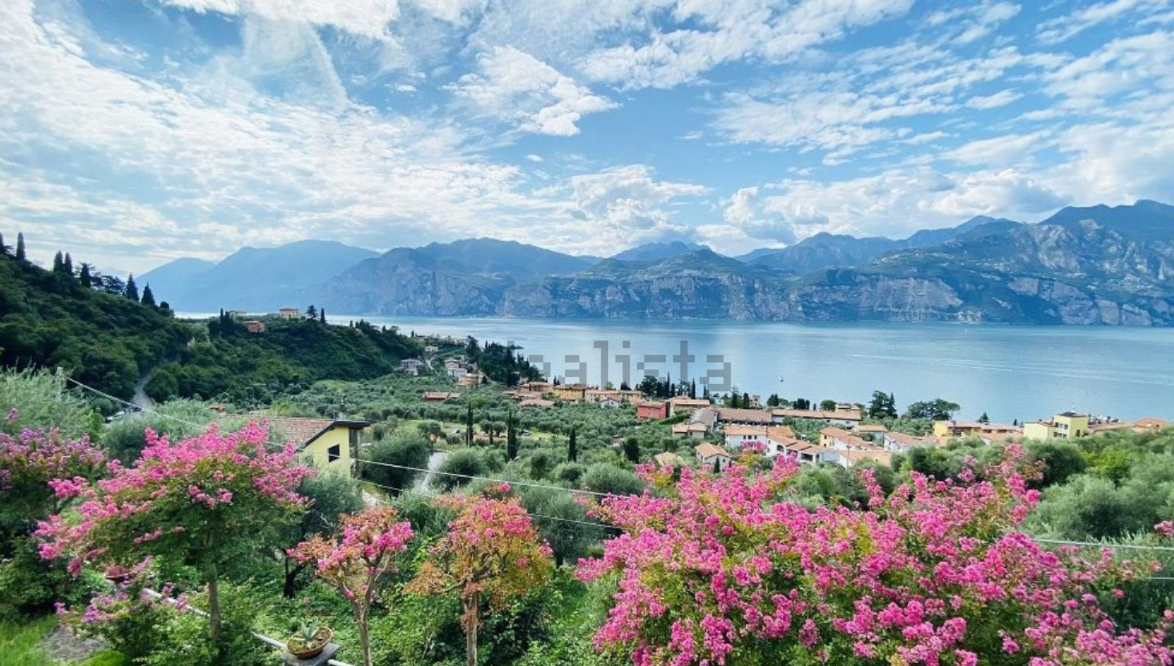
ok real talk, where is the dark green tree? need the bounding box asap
[0,231,7,256]
[141,284,156,307]
[978,411,990,424]
[506,410,519,461]
[319,308,326,324]
[306,304,317,319]
[15,232,26,261]
[124,274,139,301]
[622,436,640,464]
[52,251,65,274]
[63,253,73,276]
[867,391,897,419]
[465,403,474,446]
[362,433,431,495]
[78,263,93,288]
[713,458,722,474]
[567,425,578,462]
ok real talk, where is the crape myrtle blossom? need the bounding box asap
[290,507,414,666]
[36,422,312,643]
[578,447,1173,666]
[0,414,106,520]
[407,484,554,666]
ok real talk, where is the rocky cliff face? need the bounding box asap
[307,202,1174,325]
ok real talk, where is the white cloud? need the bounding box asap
[147,0,401,39]
[1037,0,1173,44]
[953,1,1022,45]
[965,89,1021,109]
[451,46,615,136]
[575,0,915,89]
[946,131,1049,166]
[558,165,707,248]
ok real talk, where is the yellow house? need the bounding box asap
[552,384,588,402]
[1024,412,1090,440]
[269,417,369,477]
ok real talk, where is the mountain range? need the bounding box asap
[141,200,1174,325]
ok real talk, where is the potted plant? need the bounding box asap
[286,621,333,660]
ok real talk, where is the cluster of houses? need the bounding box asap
[397,355,484,387]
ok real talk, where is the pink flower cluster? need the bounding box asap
[578,448,1172,666]
[0,423,105,509]
[289,506,414,607]
[36,422,312,574]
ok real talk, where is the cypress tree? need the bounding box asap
[465,404,474,446]
[141,284,156,307]
[125,274,139,301]
[506,410,518,461]
[567,425,578,462]
[319,308,326,324]
[79,263,93,288]
[713,458,721,474]
[52,251,64,274]
[15,233,26,261]
[0,232,6,256]
[63,253,73,276]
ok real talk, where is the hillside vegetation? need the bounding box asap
[0,248,190,398]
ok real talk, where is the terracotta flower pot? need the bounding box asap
[286,626,333,659]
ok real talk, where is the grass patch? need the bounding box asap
[0,617,126,666]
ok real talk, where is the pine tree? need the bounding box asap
[125,274,139,301]
[15,233,26,261]
[306,304,317,319]
[567,425,578,462]
[79,263,93,288]
[141,284,156,307]
[978,412,990,424]
[63,253,73,276]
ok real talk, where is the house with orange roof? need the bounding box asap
[695,443,732,471]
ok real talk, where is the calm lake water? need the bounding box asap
[318,316,1174,424]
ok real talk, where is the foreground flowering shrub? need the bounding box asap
[407,486,554,666]
[579,449,1172,666]
[0,413,106,526]
[36,422,312,649]
[290,506,414,666]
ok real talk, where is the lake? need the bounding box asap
[319,316,1173,424]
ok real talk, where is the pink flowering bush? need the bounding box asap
[289,506,414,666]
[0,415,106,528]
[36,422,312,649]
[407,485,554,666]
[578,448,1173,666]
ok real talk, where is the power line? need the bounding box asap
[1030,537,1174,553]
[65,376,206,429]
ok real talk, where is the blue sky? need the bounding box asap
[3,0,1174,273]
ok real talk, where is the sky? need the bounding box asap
[2,0,1174,274]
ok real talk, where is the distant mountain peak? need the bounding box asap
[612,241,705,262]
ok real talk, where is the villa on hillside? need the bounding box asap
[423,391,460,402]
[244,320,266,334]
[668,396,711,417]
[772,407,862,427]
[399,358,424,375]
[819,427,878,451]
[672,422,709,439]
[553,384,588,402]
[637,401,669,420]
[277,307,301,319]
[715,407,774,426]
[695,443,732,471]
[932,420,1021,439]
[883,431,940,453]
[268,417,369,477]
[1024,412,1090,440]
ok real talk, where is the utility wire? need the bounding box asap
[65,376,206,429]
[356,457,613,498]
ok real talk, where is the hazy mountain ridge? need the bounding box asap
[143,201,1174,325]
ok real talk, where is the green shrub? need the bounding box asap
[0,368,100,439]
[362,432,431,492]
[582,463,643,497]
